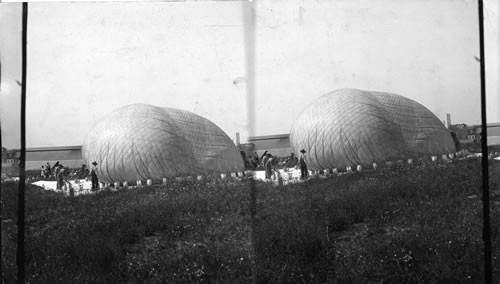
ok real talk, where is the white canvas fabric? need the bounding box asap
[290,89,456,170]
[82,104,244,183]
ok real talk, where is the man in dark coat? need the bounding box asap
[91,161,99,191]
[299,149,308,180]
[252,152,259,169]
[265,154,273,180]
[46,162,52,177]
[78,164,89,179]
[56,165,68,190]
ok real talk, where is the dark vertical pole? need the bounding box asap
[0,57,3,281]
[1,120,3,281]
[18,2,28,283]
[477,0,491,283]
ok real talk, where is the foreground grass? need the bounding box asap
[255,160,500,283]
[1,159,499,282]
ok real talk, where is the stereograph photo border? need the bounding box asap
[1,0,499,282]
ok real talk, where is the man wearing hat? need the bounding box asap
[40,165,46,178]
[46,162,52,177]
[56,165,68,190]
[53,161,62,178]
[91,161,99,191]
[299,149,308,180]
[264,153,274,180]
[78,164,89,179]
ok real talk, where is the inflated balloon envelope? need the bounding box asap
[82,104,244,183]
[290,89,456,170]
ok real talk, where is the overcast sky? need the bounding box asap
[1,0,498,148]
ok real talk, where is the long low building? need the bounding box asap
[487,122,500,145]
[245,134,293,157]
[450,122,500,146]
[2,146,83,171]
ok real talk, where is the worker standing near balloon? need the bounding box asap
[56,165,67,190]
[53,162,62,179]
[259,150,268,167]
[40,165,46,179]
[46,162,52,177]
[265,154,274,180]
[252,152,259,169]
[299,149,308,180]
[91,161,99,191]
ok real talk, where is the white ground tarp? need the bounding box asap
[31,168,304,194]
[32,179,95,196]
[252,167,311,185]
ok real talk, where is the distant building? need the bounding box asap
[1,148,20,167]
[449,122,500,146]
[2,146,83,170]
[449,124,480,144]
[245,134,292,157]
[488,122,500,145]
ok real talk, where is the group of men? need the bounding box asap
[40,161,100,191]
[240,151,263,170]
[265,149,309,180]
[40,161,69,190]
[40,161,64,180]
[241,148,309,180]
[38,150,309,190]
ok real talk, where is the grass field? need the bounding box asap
[1,158,499,282]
